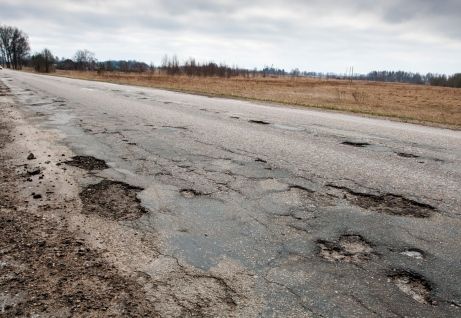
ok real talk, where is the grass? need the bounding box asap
[44,70,461,128]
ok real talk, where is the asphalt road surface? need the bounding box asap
[2,69,461,317]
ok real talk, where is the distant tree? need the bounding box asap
[73,49,97,70]
[31,48,55,73]
[0,25,30,69]
[447,73,461,88]
[56,58,76,70]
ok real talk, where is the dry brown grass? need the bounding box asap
[50,70,461,128]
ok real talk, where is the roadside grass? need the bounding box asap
[38,69,461,128]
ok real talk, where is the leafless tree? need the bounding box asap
[0,25,30,69]
[73,49,97,70]
[31,48,55,73]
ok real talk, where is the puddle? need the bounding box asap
[318,234,373,263]
[65,155,109,171]
[80,180,147,220]
[389,271,433,305]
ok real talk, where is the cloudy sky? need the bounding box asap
[1,0,460,74]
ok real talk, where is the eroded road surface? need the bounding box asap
[1,69,460,317]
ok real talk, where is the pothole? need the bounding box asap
[248,119,270,125]
[396,152,420,158]
[389,271,433,305]
[318,234,373,263]
[329,185,435,218]
[80,180,147,220]
[65,155,109,171]
[400,248,425,260]
[341,141,370,147]
[180,189,203,198]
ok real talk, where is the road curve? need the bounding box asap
[2,69,461,317]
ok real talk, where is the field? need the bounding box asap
[52,70,461,128]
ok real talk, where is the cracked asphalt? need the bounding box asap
[1,69,461,317]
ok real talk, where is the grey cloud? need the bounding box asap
[0,0,460,73]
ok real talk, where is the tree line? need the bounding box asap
[1,24,460,88]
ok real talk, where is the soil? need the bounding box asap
[80,180,147,221]
[65,155,109,171]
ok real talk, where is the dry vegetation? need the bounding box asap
[52,70,461,128]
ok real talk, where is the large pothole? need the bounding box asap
[389,270,433,305]
[80,180,147,220]
[65,155,109,171]
[318,234,373,264]
[329,185,435,218]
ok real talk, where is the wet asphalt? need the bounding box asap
[2,69,461,317]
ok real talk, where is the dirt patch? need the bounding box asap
[341,141,370,147]
[65,155,109,171]
[389,270,433,305]
[329,185,435,218]
[318,234,373,264]
[80,180,147,220]
[0,210,159,317]
[248,120,270,125]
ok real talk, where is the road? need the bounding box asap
[1,69,461,317]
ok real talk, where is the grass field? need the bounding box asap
[50,70,461,128]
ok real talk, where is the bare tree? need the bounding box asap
[73,49,97,70]
[31,48,55,73]
[0,25,14,68]
[0,25,30,69]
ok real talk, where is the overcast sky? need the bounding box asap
[1,0,460,74]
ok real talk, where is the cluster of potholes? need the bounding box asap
[340,140,444,162]
[316,185,437,304]
[317,234,435,305]
[65,155,446,308]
